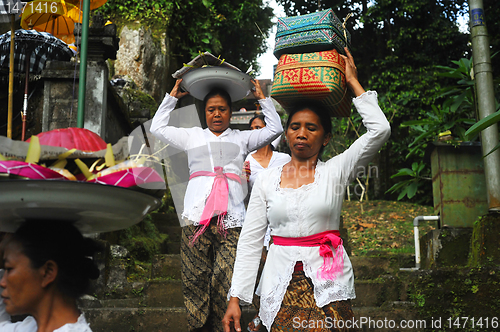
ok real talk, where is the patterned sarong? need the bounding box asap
[181,221,240,332]
[271,270,357,332]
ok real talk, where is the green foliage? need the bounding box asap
[385,57,478,202]
[386,161,429,200]
[97,0,274,73]
[118,214,167,262]
[165,0,274,72]
[464,52,500,156]
[96,0,171,26]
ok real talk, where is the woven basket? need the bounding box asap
[274,9,351,59]
[271,49,351,118]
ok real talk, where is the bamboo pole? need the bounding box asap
[76,0,90,128]
[7,14,15,138]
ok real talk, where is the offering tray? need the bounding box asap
[0,180,162,234]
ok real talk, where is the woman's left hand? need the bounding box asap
[340,47,365,97]
[250,79,265,100]
[222,297,242,332]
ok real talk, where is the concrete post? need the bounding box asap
[469,0,500,211]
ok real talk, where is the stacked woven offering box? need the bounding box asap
[271,8,352,118]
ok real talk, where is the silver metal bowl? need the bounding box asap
[180,67,253,102]
[0,180,161,234]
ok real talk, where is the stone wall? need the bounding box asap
[35,60,133,144]
[114,26,169,103]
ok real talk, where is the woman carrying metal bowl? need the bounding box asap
[0,220,101,332]
[150,77,283,332]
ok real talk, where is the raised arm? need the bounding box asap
[333,48,391,183]
[150,79,193,151]
[242,80,283,153]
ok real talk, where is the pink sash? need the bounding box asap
[273,230,344,280]
[188,166,241,245]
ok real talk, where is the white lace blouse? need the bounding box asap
[228,91,391,330]
[150,94,283,227]
[0,271,92,332]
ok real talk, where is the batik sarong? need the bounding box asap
[271,270,357,332]
[181,221,240,332]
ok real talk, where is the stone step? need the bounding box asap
[83,304,420,332]
[353,305,420,332]
[84,305,259,332]
[152,254,182,280]
[162,241,181,255]
[146,254,412,308]
[152,212,183,228]
[90,274,408,312]
[144,280,184,307]
[350,254,416,280]
[83,307,187,332]
[351,277,408,308]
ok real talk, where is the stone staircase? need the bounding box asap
[81,212,423,332]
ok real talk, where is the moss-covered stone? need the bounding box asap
[408,267,500,331]
[469,213,500,267]
[123,87,158,119]
[420,228,472,269]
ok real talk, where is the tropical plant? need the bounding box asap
[465,105,500,156]
[386,161,430,200]
[386,57,478,201]
[464,52,500,156]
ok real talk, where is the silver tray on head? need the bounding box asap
[0,180,162,234]
[180,67,253,102]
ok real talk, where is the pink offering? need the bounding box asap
[27,127,107,152]
[88,167,165,188]
[0,161,70,180]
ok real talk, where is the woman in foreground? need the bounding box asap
[0,220,100,332]
[223,48,391,332]
[245,114,290,332]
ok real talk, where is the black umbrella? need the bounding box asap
[0,29,74,74]
[0,29,74,140]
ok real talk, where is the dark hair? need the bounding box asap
[249,114,266,127]
[202,88,232,111]
[285,101,332,156]
[10,220,101,299]
[249,114,276,150]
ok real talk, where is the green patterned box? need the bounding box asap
[274,9,351,59]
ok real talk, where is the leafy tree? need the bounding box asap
[483,2,500,76]
[164,0,273,73]
[98,0,274,73]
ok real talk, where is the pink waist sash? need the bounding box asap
[188,166,241,245]
[273,230,344,280]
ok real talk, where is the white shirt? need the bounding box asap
[245,151,291,248]
[150,94,283,227]
[228,91,391,330]
[245,151,291,192]
[0,271,92,332]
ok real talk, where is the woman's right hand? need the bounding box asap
[170,79,190,99]
[223,297,242,332]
